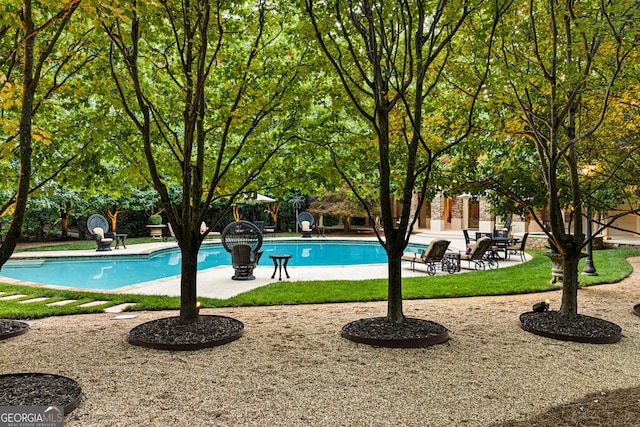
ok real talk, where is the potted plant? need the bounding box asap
[543,238,563,285]
[146,214,165,238]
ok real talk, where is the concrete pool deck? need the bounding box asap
[4,230,531,299]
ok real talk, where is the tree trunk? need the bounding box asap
[106,209,120,233]
[386,251,405,324]
[179,235,201,323]
[60,201,71,238]
[0,0,35,268]
[559,250,581,316]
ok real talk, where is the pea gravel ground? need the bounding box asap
[2,257,639,426]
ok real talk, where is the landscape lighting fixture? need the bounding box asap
[532,300,550,313]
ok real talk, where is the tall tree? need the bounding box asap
[483,0,639,316]
[102,0,305,323]
[306,0,505,327]
[0,0,92,266]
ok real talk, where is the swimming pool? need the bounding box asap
[2,240,428,291]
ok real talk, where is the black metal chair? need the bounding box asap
[494,215,512,236]
[507,232,529,261]
[221,221,263,280]
[462,229,476,249]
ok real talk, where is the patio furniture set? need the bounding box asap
[403,228,528,275]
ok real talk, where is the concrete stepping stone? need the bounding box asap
[110,314,138,320]
[104,303,137,313]
[0,294,28,301]
[47,299,77,306]
[18,297,50,304]
[78,300,109,308]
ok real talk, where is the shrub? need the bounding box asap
[148,214,162,225]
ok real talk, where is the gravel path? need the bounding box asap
[2,258,639,426]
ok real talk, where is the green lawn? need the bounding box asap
[1,247,638,319]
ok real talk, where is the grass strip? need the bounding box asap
[220,248,638,307]
[1,248,638,319]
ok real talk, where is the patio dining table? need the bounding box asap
[491,236,519,260]
[475,233,518,260]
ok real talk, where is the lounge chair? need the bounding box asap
[264,224,276,234]
[460,236,498,270]
[297,212,315,238]
[350,224,374,233]
[221,220,263,280]
[476,231,501,259]
[87,214,114,251]
[401,239,455,275]
[252,221,265,233]
[318,223,345,237]
[506,232,528,261]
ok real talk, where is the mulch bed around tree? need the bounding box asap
[341,316,449,348]
[0,319,29,340]
[128,315,244,350]
[0,373,82,414]
[519,311,622,344]
[491,385,640,426]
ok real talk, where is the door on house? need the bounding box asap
[469,201,480,229]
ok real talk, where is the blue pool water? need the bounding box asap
[1,240,427,291]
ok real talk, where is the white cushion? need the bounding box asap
[301,221,311,231]
[93,227,105,240]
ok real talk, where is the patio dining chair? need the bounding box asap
[506,232,528,261]
[494,216,513,237]
[462,229,476,249]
